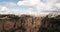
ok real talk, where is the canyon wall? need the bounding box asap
[0,14,60,32]
[0,14,42,32]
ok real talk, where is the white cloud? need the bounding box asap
[0,2,17,8]
[7,2,16,7]
[0,6,20,14]
[0,7,8,11]
[0,0,60,16]
[17,0,60,12]
[55,3,60,8]
[17,0,40,6]
[0,2,20,14]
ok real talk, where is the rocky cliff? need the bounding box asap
[0,14,42,32]
[0,14,60,32]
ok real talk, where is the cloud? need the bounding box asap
[0,2,17,8]
[0,2,21,14]
[0,0,60,16]
[55,3,60,8]
[0,7,8,11]
[17,0,40,6]
[17,0,60,12]
[7,2,16,7]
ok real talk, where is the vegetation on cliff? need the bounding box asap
[38,15,60,32]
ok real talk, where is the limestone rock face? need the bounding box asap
[0,14,42,32]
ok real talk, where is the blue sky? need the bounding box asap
[0,0,29,15]
[0,0,60,16]
[0,0,20,2]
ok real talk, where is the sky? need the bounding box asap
[0,0,60,16]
